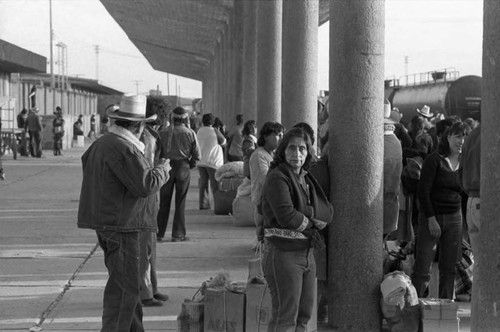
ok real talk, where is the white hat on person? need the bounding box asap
[417,105,434,118]
[106,94,156,122]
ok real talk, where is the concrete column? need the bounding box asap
[241,0,257,122]
[474,1,500,330]
[281,0,318,136]
[256,0,282,126]
[220,34,227,120]
[232,0,244,121]
[328,1,385,330]
[216,40,223,117]
[223,23,231,124]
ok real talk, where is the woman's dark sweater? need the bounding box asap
[418,152,462,218]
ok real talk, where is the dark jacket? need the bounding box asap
[261,163,333,251]
[26,111,42,132]
[77,133,168,232]
[418,152,462,218]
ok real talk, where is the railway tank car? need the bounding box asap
[385,70,481,126]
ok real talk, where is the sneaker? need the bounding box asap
[171,236,188,242]
[141,298,163,307]
[0,172,4,180]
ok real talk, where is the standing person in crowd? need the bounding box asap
[459,124,480,316]
[17,108,29,156]
[249,121,284,247]
[213,117,227,138]
[411,122,468,299]
[383,103,403,237]
[77,95,170,332]
[157,106,200,242]
[390,107,413,150]
[73,114,84,140]
[196,113,226,210]
[261,127,333,331]
[88,114,96,139]
[101,117,109,136]
[0,115,4,180]
[52,106,65,156]
[241,120,257,178]
[139,103,170,307]
[226,114,244,162]
[26,107,43,158]
[408,115,433,158]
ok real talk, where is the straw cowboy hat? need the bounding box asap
[417,105,434,118]
[105,94,157,122]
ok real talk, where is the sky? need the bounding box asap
[0,0,483,98]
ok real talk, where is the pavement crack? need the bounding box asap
[29,242,99,332]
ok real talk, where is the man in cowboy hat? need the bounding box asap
[156,106,200,242]
[77,94,170,332]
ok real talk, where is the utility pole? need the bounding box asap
[404,55,409,77]
[175,77,178,106]
[133,80,142,94]
[167,73,170,95]
[94,45,100,81]
[49,0,55,110]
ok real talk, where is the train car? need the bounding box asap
[385,70,481,126]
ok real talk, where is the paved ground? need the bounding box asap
[0,142,471,331]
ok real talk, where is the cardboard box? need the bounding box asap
[422,317,460,332]
[420,299,458,320]
[204,288,246,332]
[245,282,317,332]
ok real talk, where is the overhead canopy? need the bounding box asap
[0,40,46,74]
[100,0,330,82]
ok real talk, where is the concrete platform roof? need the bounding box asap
[0,40,47,74]
[100,0,330,82]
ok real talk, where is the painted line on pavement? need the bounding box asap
[1,315,178,325]
[0,215,73,219]
[0,209,77,212]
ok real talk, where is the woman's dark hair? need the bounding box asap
[271,127,315,171]
[292,122,315,145]
[435,118,459,137]
[257,122,284,147]
[438,122,468,156]
[242,120,256,136]
[202,113,214,126]
[214,117,224,128]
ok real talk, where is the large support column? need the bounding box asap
[281,0,318,135]
[256,0,282,126]
[241,0,258,122]
[328,1,385,331]
[216,40,223,117]
[474,1,500,330]
[233,0,244,119]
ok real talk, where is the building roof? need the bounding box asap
[100,0,330,81]
[0,40,46,74]
[19,73,123,95]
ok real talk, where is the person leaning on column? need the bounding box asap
[77,94,170,332]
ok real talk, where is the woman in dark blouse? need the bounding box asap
[411,122,468,299]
